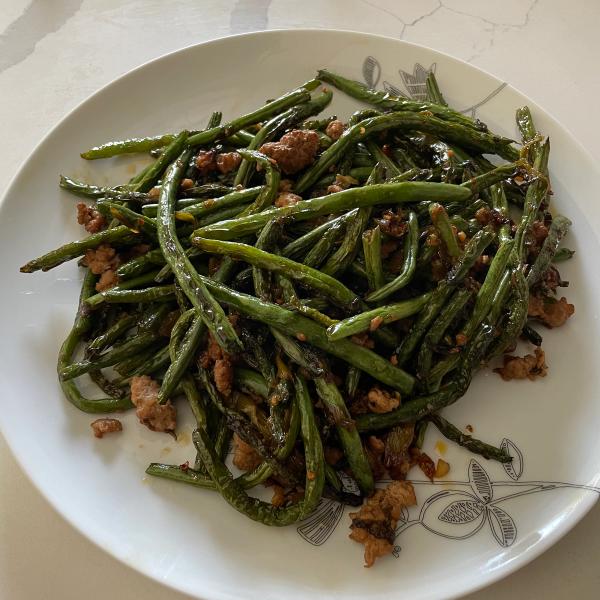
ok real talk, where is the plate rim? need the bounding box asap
[1,28,598,600]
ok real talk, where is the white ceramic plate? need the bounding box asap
[1,30,599,600]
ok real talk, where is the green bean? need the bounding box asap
[365,140,402,177]
[57,270,133,412]
[158,311,205,403]
[295,112,517,193]
[281,215,345,259]
[514,139,550,259]
[235,150,281,216]
[314,166,373,188]
[130,344,171,377]
[142,188,246,217]
[193,278,415,393]
[527,215,572,287]
[326,293,430,341]
[516,106,542,163]
[137,303,175,331]
[366,211,419,302]
[393,282,454,366]
[234,90,333,187]
[358,319,494,431]
[489,183,511,242]
[294,375,326,518]
[94,201,157,239]
[81,134,179,160]
[303,217,345,269]
[314,378,373,494]
[460,162,520,196]
[85,270,161,307]
[60,329,161,380]
[286,300,338,328]
[270,328,325,378]
[318,69,489,132]
[426,72,447,106]
[250,222,276,302]
[59,176,150,203]
[446,226,495,285]
[113,342,165,377]
[233,368,269,398]
[199,182,470,242]
[430,203,460,258]
[362,226,385,292]
[157,149,242,354]
[516,106,538,143]
[20,226,135,273]
[320,207,371,277]
[346,366,362,400]
[86,285,175,305]
[168,187,261,220]
[488,261,529,358]
[134,130,190,193]
[187,83,315,148]
[193,237,360,311]
[416,287,472,380]
[426,239,515,386]
[199,369,297,483]
[86,313,137,356]
[428,414,511,463]
[414,420,428,449]
[116,248,165,279]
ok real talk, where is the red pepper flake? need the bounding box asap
[307,470,316,481]
[390,354,398,366]
[179,461,190,472]
[455,333,468,346]
[369,316,384,331]
[296,332,307,342]
[465,424,474,433]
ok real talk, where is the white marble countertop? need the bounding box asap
[1,1,600,598]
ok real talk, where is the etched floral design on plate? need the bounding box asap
[298,436,600,553]
[362,56,507,118]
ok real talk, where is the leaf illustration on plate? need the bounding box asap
[420,491,487,539]
[469,459,493,502]
[297,499,344,546]
[383,80,405,98]
[362,56,381,89]
[487,505,517,547]
[500,438,524,481]
[398,63,435,101]
[438,499,485,524]
[398,505,410,524]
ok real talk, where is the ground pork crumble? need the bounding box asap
[82,243,120,292]
[199,333,234,397]
[367,387,400,413]
[90,418,122,438]
[274,191,302,207]
[349,481,417,567]
[232,433,262,472]
[130,375,176,433]
[325,119,345,140]
[528,294,574,328]
[76,202,106,233]
[259,129,320,175]
[495,346,548,381]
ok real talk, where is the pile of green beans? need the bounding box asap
[20,70,574,531]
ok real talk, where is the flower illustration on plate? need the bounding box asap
[418,459,517,547]
[361,55,508,119]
